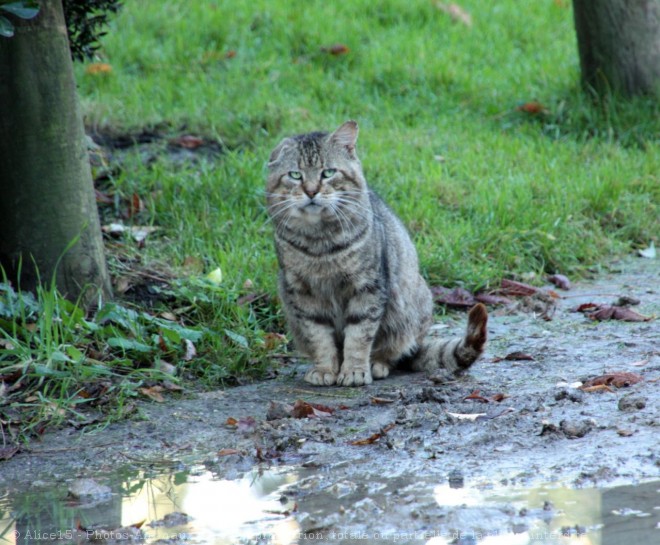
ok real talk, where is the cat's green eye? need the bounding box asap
[288,171,302,180]
[321,168,337,179]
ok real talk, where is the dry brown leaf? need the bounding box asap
[516,101,548,115]
[435,2,472,27]
[217,448,241,456]
[493,351,535,362]
[498,279,539,297]
[0,446,19,461]
[291,399,334,419]
[464,390,490,403]
[583,372,643,389]
[86,62,112,75]
[350,423,395,445]
[170,135,204,149]
[617,429,634,437]
[370,396,396,405]
[588,305,653,322]
[581,384,615,393]
[321,43,350,55]
[139,386,165,402]
[225,417,238,426]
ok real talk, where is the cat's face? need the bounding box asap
[266,121,367,227]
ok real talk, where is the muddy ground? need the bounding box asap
[1,257,659,542]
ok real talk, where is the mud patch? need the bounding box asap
[0,258,658,542]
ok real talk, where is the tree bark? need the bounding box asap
[572,0,660,96]
[0,0,111,304]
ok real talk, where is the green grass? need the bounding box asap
[1,0,659,437]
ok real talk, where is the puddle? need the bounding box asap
[1,466,658,545]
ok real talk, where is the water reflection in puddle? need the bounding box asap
[0,468,658,544]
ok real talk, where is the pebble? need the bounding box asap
[618,395,646,412]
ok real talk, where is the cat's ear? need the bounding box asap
[329,120,359,156]
[268,137,294,166]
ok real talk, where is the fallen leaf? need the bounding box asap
[548,274,571,290]
[86,62,112,75]
[617,429,634,437]
[638,241,656,259]
[581,384,615,393]
[435,2,472,27]
[206,267,223,285]
[263,332,287,350]
[490,393,510,402]
[0,446,19,460]
[321,43,350,55]
[217,448,241,456]
[582,372,643,389]
[350,423,395,445]
[139,386,165,402]
[575,302,600,313]
[291,399,334,418]
[225,417,238,426]
[431,286,476,307]
[370,396,396,405]
[516,101,548,115]
[170,135,204,149]
[225,50,237,59]
[464,390,490,403]
[588,306,652,322]
[498,279,539,297]
[160,311,177,321]
[129,193,145,218]
[493,351,535,362]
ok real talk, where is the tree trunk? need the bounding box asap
[572,0,660,96]
[0,0,111,305]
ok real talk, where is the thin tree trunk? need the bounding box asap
[572,0,660,96]
[0,0,111,304]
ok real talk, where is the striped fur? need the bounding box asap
[266,121,487,387]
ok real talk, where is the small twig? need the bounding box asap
[560,293,625,299]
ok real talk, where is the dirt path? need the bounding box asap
[1,257,658,541]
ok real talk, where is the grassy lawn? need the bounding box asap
[1,0,658,437]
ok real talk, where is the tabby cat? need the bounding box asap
[266,121,488,387]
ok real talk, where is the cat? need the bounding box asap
[266,120,488,387]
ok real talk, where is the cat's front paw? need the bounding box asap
[304,366,338,386]
[371,361,391,380]
[337,369,373,387]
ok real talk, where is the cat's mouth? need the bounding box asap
[302,200,323,211]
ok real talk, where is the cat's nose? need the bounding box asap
[303,185,320,198]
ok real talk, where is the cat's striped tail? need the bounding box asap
[412,303,488,374]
